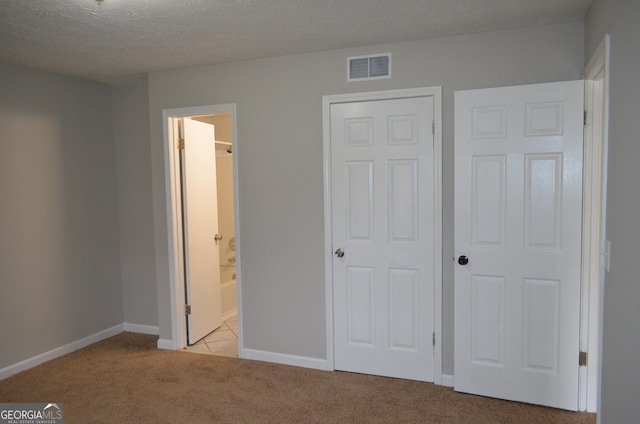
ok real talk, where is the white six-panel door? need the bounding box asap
[182,118,223,345]
[454,81,584,410]
[331,96,435,381]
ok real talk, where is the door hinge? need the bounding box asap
[432,120,435,136]
[583,110,587,126]
[579,351,588,366]
[177,138,185,150]
[433,332,436,347]
[185,304,191,315]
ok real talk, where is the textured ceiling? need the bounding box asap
[0,0,592,85]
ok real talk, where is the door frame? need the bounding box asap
[322,87,443,383]
[581,34,610,413]
[161,104,242,351]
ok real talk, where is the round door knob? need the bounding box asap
[335,248,345,258]
[458,255,469,265]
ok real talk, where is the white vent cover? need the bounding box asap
[347,53,391,81]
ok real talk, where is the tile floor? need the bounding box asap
[185,315,238,357]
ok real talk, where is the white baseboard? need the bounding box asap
[123,323,159,335]
[157,338,178,350]
[0,324,124,381]
[241,348,332,371]
[441,374,455,387]
[221,309,237,322]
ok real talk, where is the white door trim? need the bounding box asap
[581,34,610,414]
[322,87,443,384]
[160,104,242,352]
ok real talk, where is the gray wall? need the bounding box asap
[585,1,640,422]
[0,62,123,369]
[149,22,584,373]
[113,77,158,327]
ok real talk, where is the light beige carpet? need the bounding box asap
[0,333,596,423]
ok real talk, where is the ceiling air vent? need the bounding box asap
[347,53,391,81]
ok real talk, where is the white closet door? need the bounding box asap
[454,81,584,410]
[332,95,436,381]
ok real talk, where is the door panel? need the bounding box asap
[332,96,435,381]
[454,81,584,410]
[182,118,222,345]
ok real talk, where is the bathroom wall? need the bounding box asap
[216,152,237,316]
[212,115,237,316]
[210,114,236,279]
[216,155,236,279]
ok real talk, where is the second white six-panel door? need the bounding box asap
[454,81,584,410]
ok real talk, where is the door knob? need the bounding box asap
[214,234,223,241]
[458,255,469,265]
[335,248,345,258]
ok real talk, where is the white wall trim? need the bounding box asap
[0,324,124,381]
[432,87,444,385]
[322,86,443,383]
[157,338,178,350]
[161,104,242,353]
[242,348,332,371]
[441,374,455,388]
[124,323,159,335]
[221,309,238,322]
[581,33,610,416]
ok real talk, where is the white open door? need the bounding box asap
[181,118,222,345]
[331,95,435,381]
[454,81,584,410]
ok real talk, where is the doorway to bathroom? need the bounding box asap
[162,104,241,357]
